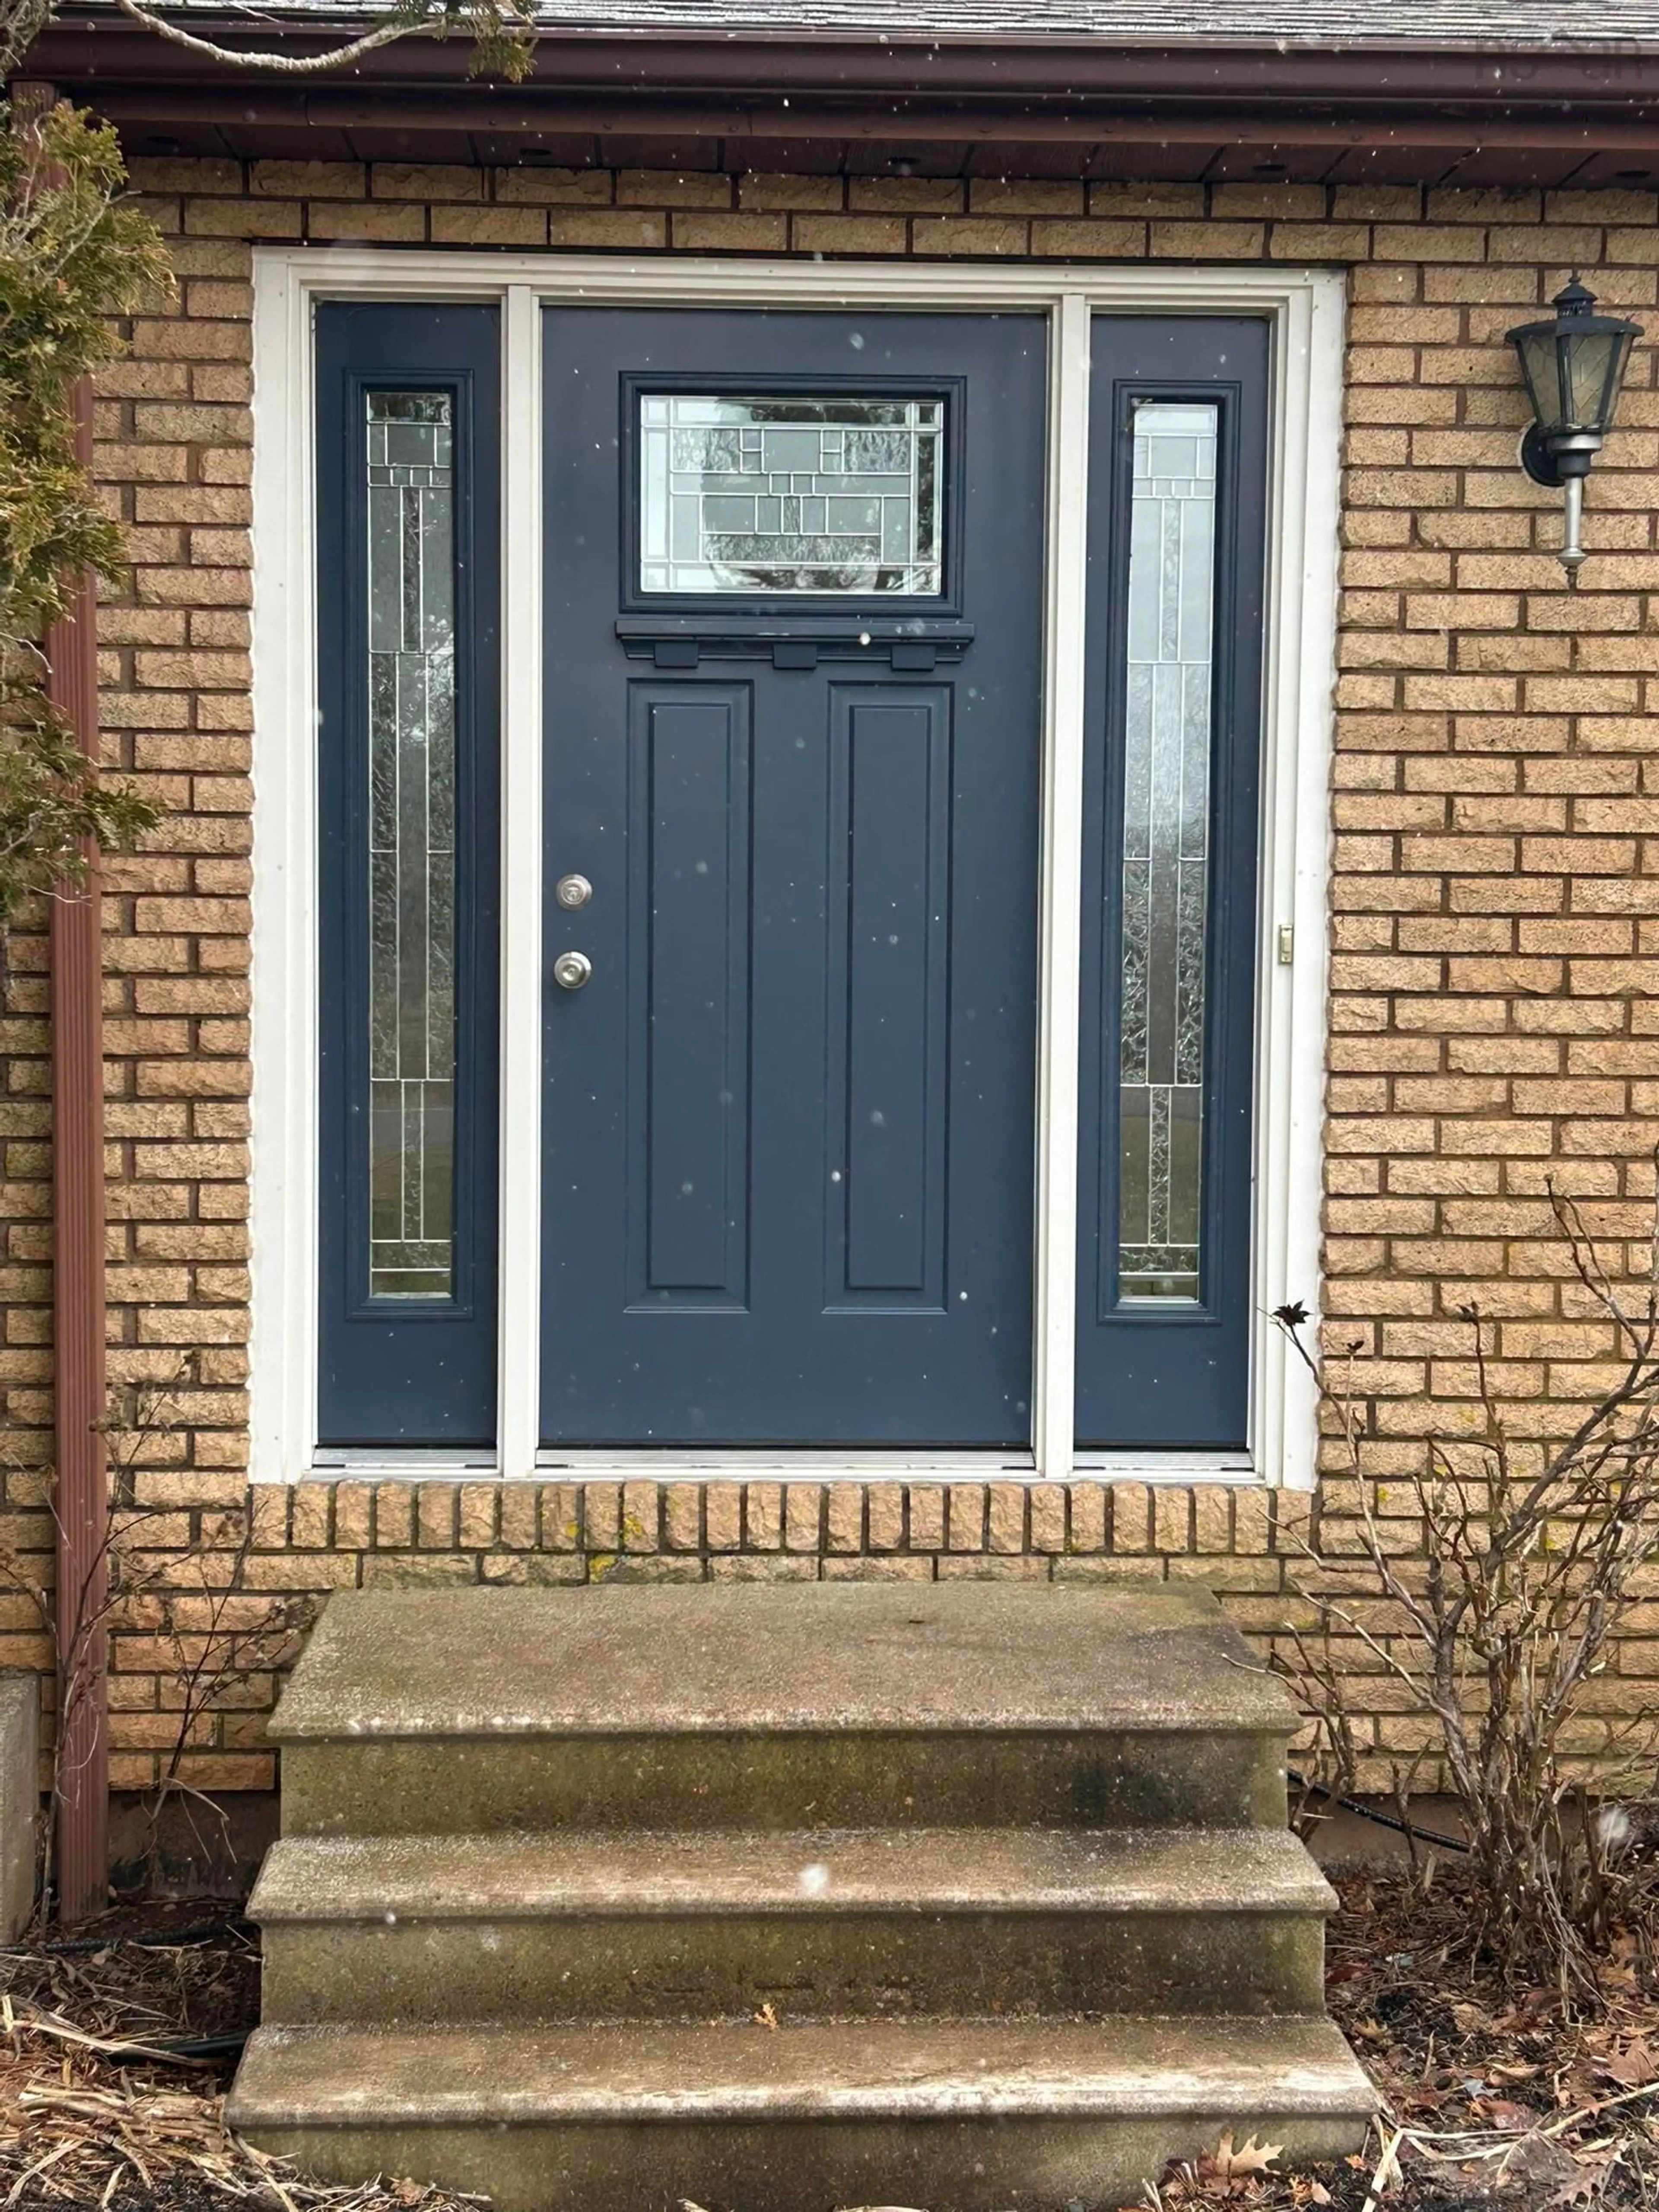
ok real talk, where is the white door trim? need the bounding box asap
[496,286,544,1481]
[1030,292,1092,1491]
[248,248,1342,1488]
[248,250,319,1491]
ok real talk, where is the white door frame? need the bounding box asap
[248,247,1343,1490]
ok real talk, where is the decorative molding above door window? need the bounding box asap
[248,249,1343,1491]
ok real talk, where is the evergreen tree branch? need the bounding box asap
[0,98,172,938]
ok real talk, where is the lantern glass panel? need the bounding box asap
[1567,329,1634,431]
[1514,329,1568,434]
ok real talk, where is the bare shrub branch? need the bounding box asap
[0,1359,315,1922]
[1271,1173,1659,2006]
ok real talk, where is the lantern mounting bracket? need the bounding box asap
[1519,422,1567,490]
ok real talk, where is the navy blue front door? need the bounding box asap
[539,309,1046,1447]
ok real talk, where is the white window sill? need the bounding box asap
[289,1450,1259,1487]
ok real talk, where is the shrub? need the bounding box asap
[1274,1185,1659,2005]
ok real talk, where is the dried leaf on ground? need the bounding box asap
[1205,2136,1287,2181]
[1470,2096,1537,2131]
[1547,2148,1621,2207]
[1598,2042,1659,2089]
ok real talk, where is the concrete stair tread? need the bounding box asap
[271,1583,1293,1742]
[251,1825,1335,1921]
[229,2015,1377,2127]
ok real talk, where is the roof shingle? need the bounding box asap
[129,0,1659,43]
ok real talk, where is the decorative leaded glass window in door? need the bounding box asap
[638,394,944,595]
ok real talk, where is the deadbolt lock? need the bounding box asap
[555,873,593,911]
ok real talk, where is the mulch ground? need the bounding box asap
[5,1869,1659,2212]
[1170,1858,1659,2212]
[0,1901,478,2212]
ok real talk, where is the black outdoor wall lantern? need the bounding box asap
[1509,276,1642,575]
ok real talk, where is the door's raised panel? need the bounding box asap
[624,683,753,1310]
[823,686,952,1311]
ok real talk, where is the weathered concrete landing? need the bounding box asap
[229,1582,1375,2212]
[267,1580,1294,1738]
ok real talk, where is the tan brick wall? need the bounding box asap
[97,1477,1293,1791]
[6,158,1659,1794]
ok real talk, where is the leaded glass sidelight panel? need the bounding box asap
[365,391,457,1300]
[639,394,944,595]
[318,305,499,1446]
[1117,400,1218,1304]
[1078,316,1268,1450]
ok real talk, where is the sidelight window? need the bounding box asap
[1117,401,1219,1306]
[314,305,501,1448]
[365,392,459,1302]
[1074,318,1271,1454]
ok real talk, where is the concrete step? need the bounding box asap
[254,1825,1334,2023]
[274,1583,1294,1835]
[228,2013,1376,2212]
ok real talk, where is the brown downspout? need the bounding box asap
[13,79,111,1923]
[48,362,109,1926]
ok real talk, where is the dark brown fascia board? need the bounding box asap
[61,84,1659,158]
[22,11,1659,111]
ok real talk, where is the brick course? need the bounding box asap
[6,156,1659,1796]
